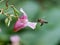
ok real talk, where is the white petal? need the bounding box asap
[27,22,37,29]
[20,8,27,15]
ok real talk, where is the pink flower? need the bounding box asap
[10,35,20,42]
[14,8,37,32]
[10,35,20,45]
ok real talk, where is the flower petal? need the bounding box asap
[20,8,26,15]
[10,35,20,42]
[20,8,28,19]
[14,19,26,32]
[20,14,28,19]
[27,22,37,29]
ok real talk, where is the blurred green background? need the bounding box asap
[0,0,60,45]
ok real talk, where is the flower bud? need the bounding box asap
[10,35,20,45]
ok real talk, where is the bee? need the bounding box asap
[37,18,48,26]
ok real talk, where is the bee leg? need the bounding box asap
[40,23,43,26]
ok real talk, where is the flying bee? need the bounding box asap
[37,18,48,26]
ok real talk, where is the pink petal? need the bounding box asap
[14,18,26,32]
[27,22,37,29]
[14,8,29,32]
[20,14,28,19]
[20,8,28,19]
[10,35,20,42]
